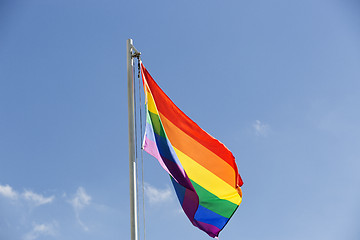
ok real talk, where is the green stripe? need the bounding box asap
[191,180,238,218]
[146,110,151,124]
[148,110,167,139]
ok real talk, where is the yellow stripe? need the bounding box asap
[146,90,159,115]
[173,147,241,205]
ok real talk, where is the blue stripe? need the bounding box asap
[171,176,186,205]
[154,133,176,163]
[194,205,229,230]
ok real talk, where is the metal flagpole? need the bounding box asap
[127,38,140,240]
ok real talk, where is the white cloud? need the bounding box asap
[23,222,57,240]
[69,187,91,231]
[144,183,173,204]
[0,184,18,200]
[253,120,270,136]
[70,187,91,211]
[23,190,54,206]
[0,184,54,206]
[0,184,105,239]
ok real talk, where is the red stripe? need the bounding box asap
[141,63,243,187]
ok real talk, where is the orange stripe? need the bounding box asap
[159,112,237,188]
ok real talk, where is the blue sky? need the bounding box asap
[1,0,360,239]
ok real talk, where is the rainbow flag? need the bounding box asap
[141,63,243,238]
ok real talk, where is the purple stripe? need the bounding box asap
[181,188,199,225]
[194,220,221,238]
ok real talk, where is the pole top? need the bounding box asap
[127,39,141,57]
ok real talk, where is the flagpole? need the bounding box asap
[127,38,140,240]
